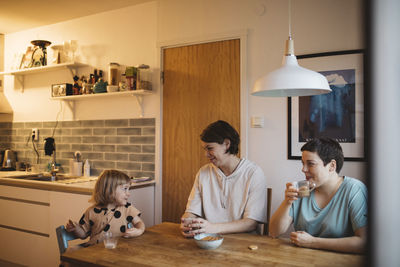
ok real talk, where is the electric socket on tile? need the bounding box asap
[32,128,39,141]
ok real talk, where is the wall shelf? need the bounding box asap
[0,62,88,91]
[51,90,153,118]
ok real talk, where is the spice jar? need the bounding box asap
[125,66,137,90]
[136,64,151,90]
[108,62,120,86]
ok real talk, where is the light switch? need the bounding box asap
[251,116,264,128]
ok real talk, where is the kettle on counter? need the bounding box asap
[2,149,17,170]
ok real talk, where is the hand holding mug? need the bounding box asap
[292,180,316,198]
[285,182,299,204]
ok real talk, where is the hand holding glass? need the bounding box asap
[292,180,316,197]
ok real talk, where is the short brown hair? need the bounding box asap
[91,169,131,206]
[200,120,240,155]
[301,138,344,173]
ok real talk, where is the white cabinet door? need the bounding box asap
[0,185,51,267]
[129,185,155,227]
[49,191,91,267]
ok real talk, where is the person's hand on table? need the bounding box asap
[66,219,77,232]
[290,231,315,248]
[180,217,195,238]
[187,218,215,235]
[123,227,144,238]
[180,217,216,237]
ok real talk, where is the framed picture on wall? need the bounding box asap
[288,50,365,161]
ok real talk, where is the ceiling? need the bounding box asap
[0,0,154,34]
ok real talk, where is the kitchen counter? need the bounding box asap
[0,171,155,195]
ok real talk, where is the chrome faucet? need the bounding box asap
[50,152,59,181]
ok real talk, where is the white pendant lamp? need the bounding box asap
[251,1,331,97]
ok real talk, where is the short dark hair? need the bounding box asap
[200,120,240,155]
[301,137,344,173]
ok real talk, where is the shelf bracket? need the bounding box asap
[15,75,25,92]
[67,67,77,78]
[134,95,144,118]
[64,100,76,120]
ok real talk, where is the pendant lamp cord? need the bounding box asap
[288,0,292,39]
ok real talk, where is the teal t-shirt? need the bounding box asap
[289,176,367,238]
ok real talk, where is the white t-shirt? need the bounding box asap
[185,158,267,224]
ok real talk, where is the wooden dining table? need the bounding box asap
[61,222,364,266]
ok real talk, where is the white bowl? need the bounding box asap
[194,233,224,249]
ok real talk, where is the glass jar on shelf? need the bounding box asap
[136,64,151,90]
[108,62,120,86]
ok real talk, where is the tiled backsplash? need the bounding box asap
[0,118,155,178]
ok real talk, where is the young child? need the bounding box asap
[66,169,145,245]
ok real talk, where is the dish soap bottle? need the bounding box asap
[84,159,90,177]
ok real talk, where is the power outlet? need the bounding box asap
[32,128,39,141]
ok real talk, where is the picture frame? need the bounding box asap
[19,46,34,69]
[288,50,365,161]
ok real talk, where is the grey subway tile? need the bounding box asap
[82,136,104,144]
[93,128,117,136]
[142,145,155,153]
[43,121,57,128]
[72,128,92,136]
[117,128,141,136]
[11,122,24,128]
[81,120,105,127]
[142,163,155,171]
[61,136,82,143]
[56,144,71,151]
[117,162,141,171]
[105,119,129,127]
[38,128,52,137]
[129,136,154,144]
[105,136,129,144]
[116,145,141,153]
[129,154,155,162]
[0,122,12,128]
[0,129,13,135]
[105,153,129,161]
[93,144,115,152]
[81,152,104,160]
[61,151,75,158]
[129,118,155,126]
[142,127,155,135]
[91,160,116,169]
[61,121,82,127]
[71,144,93,151]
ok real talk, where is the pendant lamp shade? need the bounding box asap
[252,38,331,97]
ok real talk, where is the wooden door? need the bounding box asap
[162,39,240,222]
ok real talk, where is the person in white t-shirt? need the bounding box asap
[180,120,267,237]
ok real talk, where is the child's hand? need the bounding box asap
[66,219,77,232]
[123,227,144,238]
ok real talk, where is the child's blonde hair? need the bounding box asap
[91,169,131,206]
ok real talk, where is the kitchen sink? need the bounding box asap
[6,173,81,182]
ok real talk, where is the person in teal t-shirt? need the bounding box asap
[270,138,367,253]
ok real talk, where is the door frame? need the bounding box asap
[155,29,248,224]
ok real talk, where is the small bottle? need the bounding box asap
[84,159,90,177]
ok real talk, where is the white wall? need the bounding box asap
[4,1,159,122]
[3,0,365,219]
[157,0,365,213]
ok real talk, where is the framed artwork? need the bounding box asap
[288,50,365,161]
[19,46,34,69]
